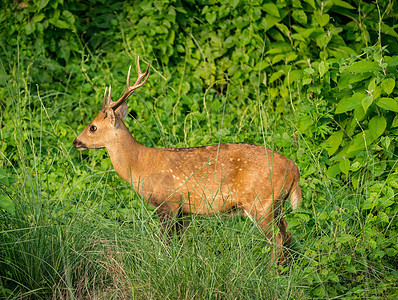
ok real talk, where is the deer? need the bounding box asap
[73,57,302,265]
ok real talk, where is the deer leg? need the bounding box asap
[176,213,190,236]
[279,217,292,248]
[156,205,178,238]
[156,203,190,239]
[276,216,291,265]
[242,202,287,266]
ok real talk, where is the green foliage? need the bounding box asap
[1,0,397,298]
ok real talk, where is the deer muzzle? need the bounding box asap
[73,138,87,151]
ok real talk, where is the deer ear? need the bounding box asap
[115,102,128,120]
[105,108,117,127]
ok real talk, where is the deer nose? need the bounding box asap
[73,138,86,149]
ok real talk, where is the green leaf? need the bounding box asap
[314,13,330,27]
[327,164,341,178]
[354,106,366,121]
[332,0,355,9]
[345,264,357,273]
[381,23,398,38]
[0,195,15,215]
[361,95,373,113]
[386,248,398,257]
[336,233,354,243]
[36,0,50,10]
[62,10,76,29]
[346,130,373,155]
[392,115,398,128]
[344,61,380,73]
[262,3,280,17]
[381,78,395,95]
[303,0,316,9]
[318,61,328,78]
[50,18,70,29]
[385,56,398,67]
[32,13,45,23]
[322,130,343,156]
[292,9,307,25]
[205,12,216,24]
[269,71,283,83]
[264,14,282,30]
[337,72,372,90]
[25,22,35,35]
[363,196,377,210]
[376,97,398,112]
[339,157,350,175]
[287,69,302,85]
[335,92,365,114]
[369,115,386,140]
[58,40,70,61]
[368,77,376,92]
[377,211,389,224]
[0,167,11,186]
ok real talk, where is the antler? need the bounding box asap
[101,56,149,112]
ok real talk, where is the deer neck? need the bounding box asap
[105,127,149,185]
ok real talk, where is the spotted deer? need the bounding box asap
[73,57,302,265]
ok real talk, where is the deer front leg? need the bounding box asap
[176,213,190,236]
[156,202,189,239]
[156,205,178,238]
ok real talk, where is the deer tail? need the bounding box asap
[290,184,302,210]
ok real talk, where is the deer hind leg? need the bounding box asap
[276,215,292,264]
[242,201,289,266]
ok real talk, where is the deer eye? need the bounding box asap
[89,125,97,132]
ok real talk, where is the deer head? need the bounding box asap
[73,57,149,150]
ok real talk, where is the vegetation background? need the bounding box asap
[0,0,397,298]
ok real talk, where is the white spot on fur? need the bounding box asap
[239,168,242,171]
[169,169,173,173]
[172,175,176,178]
[237,158,240,161]
[230,158,233,161]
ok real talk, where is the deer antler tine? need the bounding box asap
[107,85,112,105]
[137,56,142,74]
[101,86,108,111]
[127,66,131,88]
